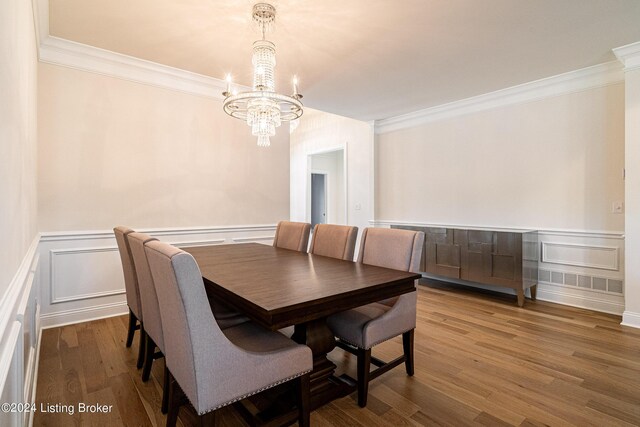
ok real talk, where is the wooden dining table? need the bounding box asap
[183,242,421,410]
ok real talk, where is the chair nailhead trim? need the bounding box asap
[196,369,312,416]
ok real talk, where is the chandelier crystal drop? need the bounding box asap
[222,3,303,147]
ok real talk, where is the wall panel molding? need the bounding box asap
[541,242,619,271]
[49,246,122,304]
[0,236,39,343]
[374,61,624,134]
[0,322,22,403]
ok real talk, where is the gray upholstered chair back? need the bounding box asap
[309,224,358,261]
[145,241,222,412]
[273,221,311,252]
[114,226,142,318]
[357,228,424,273]
[145,240,313,417]
[128,232,163,351]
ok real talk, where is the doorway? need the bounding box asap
[311,173,327,228]
[307,148,346,227]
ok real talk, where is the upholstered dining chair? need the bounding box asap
[113,226,145,369]
[309,223,358,261]
[127,232,169,414]
[277,223,360,339]
[273,221,312,252]
[327,227,425,408]
[144,240,313,426]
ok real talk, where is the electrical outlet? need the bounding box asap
[355,203,362,211]
[612,201,624,214]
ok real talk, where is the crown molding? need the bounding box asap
[39,36,231,99]
[374,61,624,134]
[31,0,636,124]
[613,41,640,72]
[32,0,241,99]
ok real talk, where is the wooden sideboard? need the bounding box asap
[391,225,539,306]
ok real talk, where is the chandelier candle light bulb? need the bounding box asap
[224,74,232,96]
[221,3,303,147]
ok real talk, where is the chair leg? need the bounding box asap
[136,326,146,369]
[142,334,156,382]
[166,371,180,427]
[161,363,169,414]
[126,309,137,348]
[357,348,371,408]
[403,329,415,376]
[197,411,216,427]
[296,373,310,427]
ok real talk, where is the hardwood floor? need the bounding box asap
[34,280,640,426]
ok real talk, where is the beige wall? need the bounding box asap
[376,84,625,232]
[38,63,290,231]
[0,0,38,295]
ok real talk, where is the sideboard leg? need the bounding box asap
[517,289,525,307]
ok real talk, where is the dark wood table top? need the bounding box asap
[184,243,420,330]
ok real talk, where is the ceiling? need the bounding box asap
[49,0,640,121]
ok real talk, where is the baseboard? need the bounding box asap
[621,311,640,329]
[40,301,128,329]
[536,283,624,315]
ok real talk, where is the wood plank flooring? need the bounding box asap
[34,280,640,426]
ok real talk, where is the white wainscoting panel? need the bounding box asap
[39,224,277,329]
[0,235,41,427]
[537,231,625,315]
[0,322,23,427]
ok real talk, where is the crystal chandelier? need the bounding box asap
[222,3,303,147]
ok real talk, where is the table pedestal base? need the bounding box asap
[292,317,356,409]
